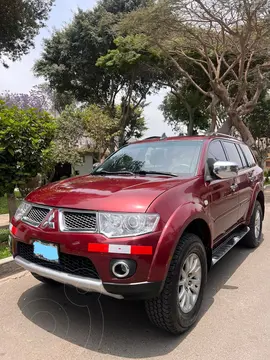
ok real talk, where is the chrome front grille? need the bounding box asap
[60,210,97,232]
[23,206,50,226]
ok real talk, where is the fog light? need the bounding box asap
[110,259,137,279]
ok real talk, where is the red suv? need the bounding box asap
[11,134,264,334]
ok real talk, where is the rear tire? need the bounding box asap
[145,233,207,335]
[242,200,263,248]
[31,273,61,286]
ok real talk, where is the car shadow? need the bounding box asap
[17,239,260,358]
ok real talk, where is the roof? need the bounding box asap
[131,133,241,145]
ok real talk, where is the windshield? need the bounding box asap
[93,140,203,177]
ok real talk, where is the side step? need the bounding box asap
[212,226,250,266]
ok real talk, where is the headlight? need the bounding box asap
[14,201,31,221]
[98,212,160,238]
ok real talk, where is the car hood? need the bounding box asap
[25,175,191,212]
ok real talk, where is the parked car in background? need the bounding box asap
[10,133,264,334]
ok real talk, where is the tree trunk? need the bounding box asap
[187,109,195,136]
[209,121,216,133]
[233,117,255,147]
[47,168,56,184]
[218,112,255,147]
[118,126,126,147]
[7,192,17,222]
[209,96,219,132]
[218,117,232,134]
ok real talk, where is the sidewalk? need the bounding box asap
[0,214,9,228]
[265,186,270,203]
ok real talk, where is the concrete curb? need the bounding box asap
[0,256,23,279]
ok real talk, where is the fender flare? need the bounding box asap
[148,201,212,283]
[246,184,265,222]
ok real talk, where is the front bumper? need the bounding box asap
[15,256,162,300]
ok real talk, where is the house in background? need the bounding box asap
[52,136,97,181]
[74,136,95,175]
[265,155,270,170]
[52,136,146,181]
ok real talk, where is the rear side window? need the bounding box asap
[240,144,256,167]
[208,141,227,162]
[236,144,248,168]
[222,141,243,168]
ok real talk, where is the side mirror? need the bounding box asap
[213,161,238,179]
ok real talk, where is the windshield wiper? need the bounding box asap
[94,170,136,176]
[135,170,178,177]
[93,170,178,177]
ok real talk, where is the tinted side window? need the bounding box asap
[208,141,227,162]
[223,141,243,168]
[240,144,256,167]
[236,144,248,168]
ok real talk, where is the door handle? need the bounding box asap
[230,184,238,192]
[248,174,256,183]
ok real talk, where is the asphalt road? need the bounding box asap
[1,204,270,360]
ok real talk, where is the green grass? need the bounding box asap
[0,243,11,259]
[0,229,10,259]
[0,229,9,243]
[0,192,22,215]
[0,196,8,215]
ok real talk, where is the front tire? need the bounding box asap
[145,233,207,335]
[242,200,263,248]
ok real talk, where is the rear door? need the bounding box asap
[205,140,239,241]
[238,144,257,221]
[222,140,250,224]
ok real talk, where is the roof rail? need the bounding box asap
[144,136,161,140]
[144,133,168,141]
[207,132,237,139]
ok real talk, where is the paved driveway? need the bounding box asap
[1,205,270,360]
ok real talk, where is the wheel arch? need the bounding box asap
[148,202,213,283]
[256,191,265,220]
[184,218,212,270]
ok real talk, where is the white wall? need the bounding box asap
[74,154,93,175]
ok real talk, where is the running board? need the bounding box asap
[212,226,250,266]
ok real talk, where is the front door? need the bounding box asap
[204,140,239,242]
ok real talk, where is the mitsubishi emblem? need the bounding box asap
[42,211,56,229]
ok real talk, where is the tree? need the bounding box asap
[245,92,270,166]
[99,0,148,13]
[82,105,121,161]
[122,104,148,143]
[0,0,54,66]
[34,1,148,105]
[160,91,209,135]
[121,0,270,146]
[34,1,153,147]
[53,102,147,173]
[97,35,161,144]
[52,105,85,173]
[0,84,74,115]
[0,101,56,220]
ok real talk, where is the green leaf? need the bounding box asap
[8,148,14,156]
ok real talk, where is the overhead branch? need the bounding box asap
[244,51,255,83]
[158,43,210,97]
[192,0,238,36]
[175,49,212,79]
[221,57,238,80]
[220,55,241,82]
